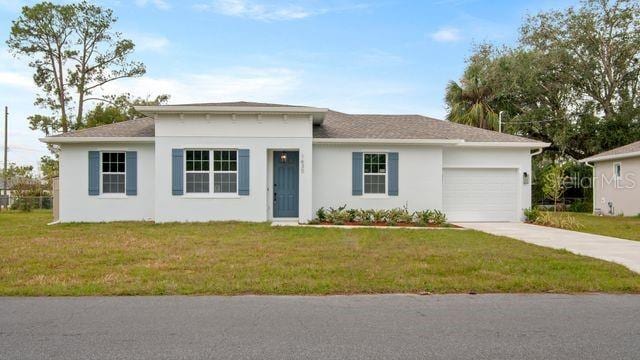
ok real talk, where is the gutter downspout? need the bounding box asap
[584,161,596,215]
[527,148,544,219]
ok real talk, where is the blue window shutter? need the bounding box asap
[388,152,399,196]
[238,149,250,195]
[88,151,100,196]
[125,151,137,196]
[352,152,363,196]
[172,149,184,195]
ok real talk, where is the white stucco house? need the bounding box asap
[41,101,549,223]
[581,140,640,216]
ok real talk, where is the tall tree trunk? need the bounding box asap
[55,45,68,133]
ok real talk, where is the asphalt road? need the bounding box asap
[1,294,639,360]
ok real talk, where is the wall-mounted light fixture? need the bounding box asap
[279,152,287,163]
[523,172,530,184]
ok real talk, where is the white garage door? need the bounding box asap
[443,168,519,222]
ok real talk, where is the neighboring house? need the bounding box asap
[581,140,640,216]
[41,102,549,223]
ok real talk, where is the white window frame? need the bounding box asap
[363,152,388,195]
[183,149,239,195]
[212,149,239,194]
[100,151,126,195]
[184,149,211,194]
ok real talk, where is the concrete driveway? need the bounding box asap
[457,222,640,273]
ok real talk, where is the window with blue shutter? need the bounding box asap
[88,151,100,196]
[238,149,250,195]
[352,152,363,196]
[125,151,137,196]
[388,152,399,196]
[172,149,184,195]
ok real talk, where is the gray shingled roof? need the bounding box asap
[314,110,541,142]
[46,104,543,143]
[51,117,154,138]
[171,101,307,107]
[582,140,640,162]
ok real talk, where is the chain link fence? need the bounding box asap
[0,195,53,210]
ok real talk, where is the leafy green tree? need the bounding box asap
[83,94,170,128]
[39,155,59,190]
[447,0,640,160]
[7,1,146,134]
[445,46,499,130]
[543,163,568,211]
[1,163,35,179]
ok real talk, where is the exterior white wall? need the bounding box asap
[442,147,532,220]
[312,144,444,213]
[155,114,312,138]
[58,143,155,222]
[154,114,313,223]
[593,158,640,216]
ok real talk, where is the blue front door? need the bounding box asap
[273,151,299,218]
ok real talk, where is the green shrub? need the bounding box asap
[413,209,446,225]
[312,206,448,227]
[523,207,540,222]
[315,207,327,222]
[387,207,413,224]
[430,210,447,225]
[568,200,592,213]
[372,209,387,223]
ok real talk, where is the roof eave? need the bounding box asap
[135,105,328,124]
[40,137,155,144]
[580,150,640,163]
[457,141,550,148]
[313,138,549,147]
[313,138,464,145]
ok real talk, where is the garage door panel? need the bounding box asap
[443,168,518,222]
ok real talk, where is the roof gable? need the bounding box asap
[582,140,640,162]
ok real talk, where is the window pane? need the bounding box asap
[103,174,125,193]
[229,161,237,171]
[364,175,385,194]
[230,151,237,161]
[186,173,209,193]
[214,172,237,193]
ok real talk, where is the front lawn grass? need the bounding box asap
[1,210,639,295]
[548,212,640,241]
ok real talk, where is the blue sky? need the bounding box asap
[0,0,578,170]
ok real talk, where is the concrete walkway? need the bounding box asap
[457,222,640,273]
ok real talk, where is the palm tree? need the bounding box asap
[445,63,499,130]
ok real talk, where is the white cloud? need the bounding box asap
[134,0,171,10]
[98,67,301,104]
[0,72,35,91]
[430,27,462,43]
[193,0,369,21]
[194,0,311,21]
[130,33,170,53]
